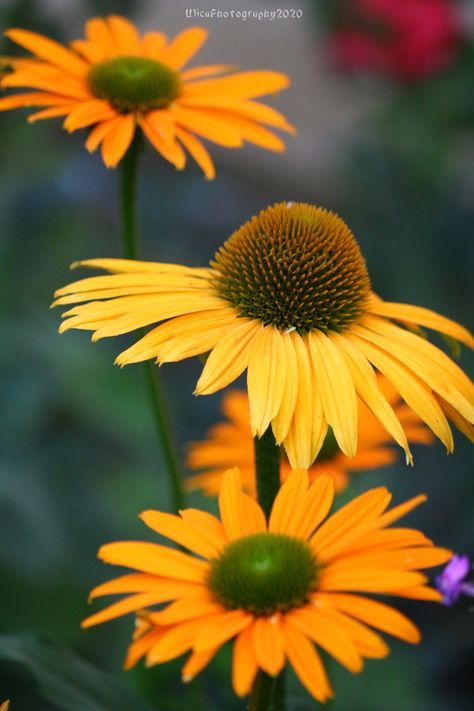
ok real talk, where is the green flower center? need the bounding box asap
[88,56,180,113]
[208,532,318,616]
[211,202,371,335]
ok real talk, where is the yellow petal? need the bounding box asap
[308,331,358,458]
[195,318,260,394]
[247,325,286,436]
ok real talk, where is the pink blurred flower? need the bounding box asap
[328,0,462,81]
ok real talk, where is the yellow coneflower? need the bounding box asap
[0,15,294,174]
[53,202,474,468]
[82,468,451,703]
[185,383,434,496]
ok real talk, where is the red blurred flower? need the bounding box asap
[327,0,462,81]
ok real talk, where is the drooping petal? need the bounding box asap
[309,331,358,458]
[287,606,363,672]
[252,615,285,676]
[247,325,286,436]
[232,625,259,697]
[195,318,260,395]
[368,300,474,348]
[282,618,333,702]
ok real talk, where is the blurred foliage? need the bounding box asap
[0,0,473,709]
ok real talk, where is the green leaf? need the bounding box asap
[0,634,158,711]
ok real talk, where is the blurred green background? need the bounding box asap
[0,0,473,709]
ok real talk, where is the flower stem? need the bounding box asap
[248,669,285,711]
[119,136,185,511]
[253,426,281,520]
[250,427,284,710]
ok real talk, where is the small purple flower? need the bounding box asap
[436,554,474,606]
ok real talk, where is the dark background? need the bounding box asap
[0,0,473,709]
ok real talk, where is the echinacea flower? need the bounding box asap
[53,202,474,468]
[82,468,451,702]
[0,15,294,174]
[436,554,474,606]
[185,382,433,496]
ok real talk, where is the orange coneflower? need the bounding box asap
[82,468,451,703]
[0,15,294,174]
[53,202,474,468]
[185,383,434,496]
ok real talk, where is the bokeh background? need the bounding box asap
[0,0,473,709]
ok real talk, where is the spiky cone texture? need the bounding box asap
[0,15,294,174]
[185,383,434,497]
[53,202,474,469]
[82,468,451,703]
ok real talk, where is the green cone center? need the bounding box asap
[88,56,180,113]
[211,202,371,335]
[208,532,318,616]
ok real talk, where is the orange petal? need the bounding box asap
[5,28,88,76]
[219,468,266,540]
[282,618,333,702]
[98,541,208,582]
[287,606,363,672]
[328,594,420,643]
[182,71,290,99]
[193,609,253,652]
[147,615,218,664]
[106,15,141,55]
[311,487,391,561]
[182,647,219,682]
[232,625,258,697]
[100,114,136,167]
[161,28,208,69]
[150,596,222,625]
[269,469,309,534]
[252,615,285,676]
[175,127,216,179]
[140,510,216,559]
[171,106,243,147]
[140,113,187,170]
[142,31,168,59]
[82,591,169,627]
[63,99,116,131]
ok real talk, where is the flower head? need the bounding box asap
[327,0,462,82]
[436,554,474,606]
[185,383,434,496]
[54,202,474,468]
[83,468,451,702]
[0,16,294,174]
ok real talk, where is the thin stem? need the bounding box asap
[250,427,284,711]
[248,669,285,711]
[119,137,185,511]
[253,427,281,520]
[119,135,140,260]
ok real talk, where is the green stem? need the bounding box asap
[253,427,281,520]
[119,137,185,511]
[250,427,284,710]
[248,669,285,711]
